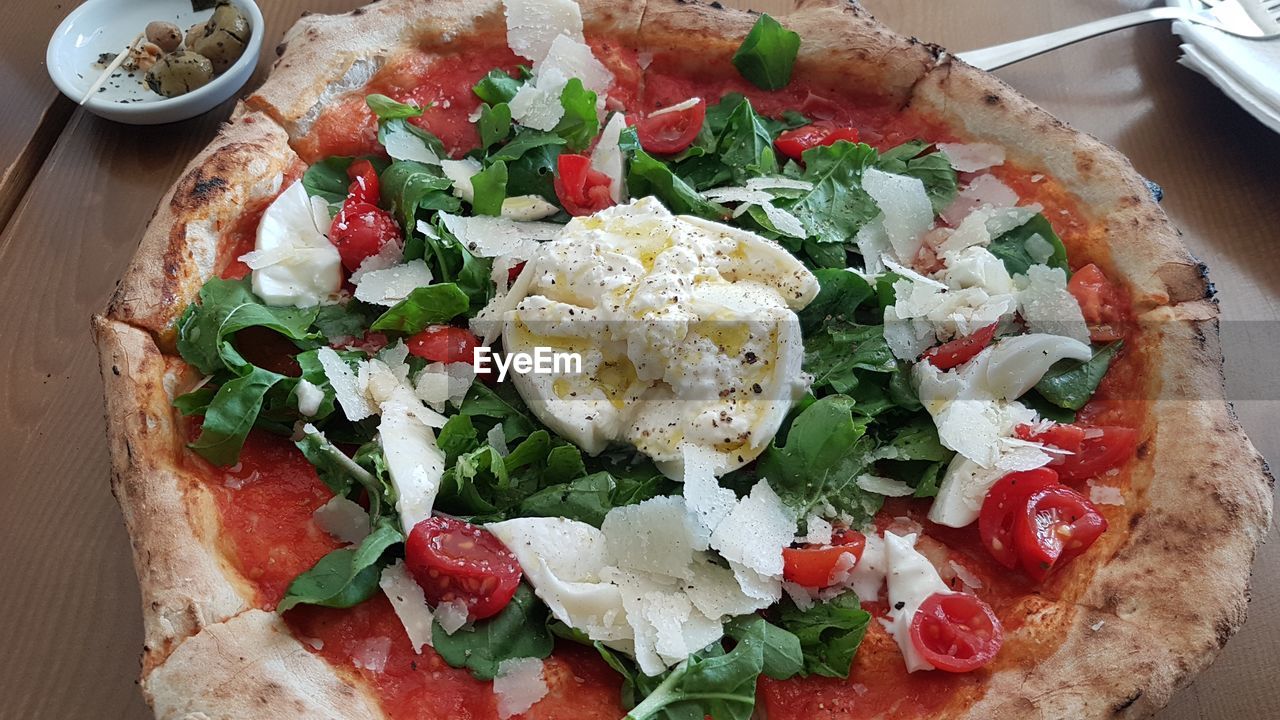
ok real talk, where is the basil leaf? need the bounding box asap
[1035,340,1122,410]
[988,214,1069,276]
[757,395,882,525]
[716,96,778,182]
[370,283,471,334]
[478,102,513,149]
[732,14,800,91]
[379,160,459,229]
[878,141,958,213]
[473,69,525,105]
[1019,390,1078,424]
[621,127,726,219]
[432,584,554,680]
[554,77,600,152]
[276,520,403,613]
[785,141,880,246]
[776,592,871,678]
[366,94,425,120]
[176,277,319,376]
[470,160,508,216]
[724,615,804,681]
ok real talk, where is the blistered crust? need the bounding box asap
[106,109,297,349]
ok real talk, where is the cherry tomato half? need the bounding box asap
[406,325,481,365]
[1019,424,1137,482]
[553,154,615,216]
[909,592,1004,673]
[1067,264,1126,342]
[636,99,706,155]
[782,529,866,588]
[1015,486,1108,581]
[330,201,401,272]
[978,468,1060,569]
[405,516,522,621]
[346,159,381,205]
[774,125,861,161]
[921,323,998,370]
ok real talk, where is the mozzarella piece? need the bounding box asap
[502,198,817,474]
[379,560,434,653]
[982,332,1091,400]
[1017,265,1091,345]
[848,532,888,602]
[927,455,1010,527]
[883,532,954,672]
[862,168,934,262]
[591,112,628,202]
[244,181,341,307]
[502,0,584,62]
[494,658,549,719]
[378,392,446,533]
[312,495,371,544]
[295,378,325,417]
[353,259,433,306]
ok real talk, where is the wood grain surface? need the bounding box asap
[0,1,1274,718]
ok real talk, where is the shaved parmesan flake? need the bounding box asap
[435,599,470,635]
[862,168,933,262]
[494,658,549,719]
[1088,480,1125,506]
[510,35,612,131]
[438,211,560,259]
[351,636,391,672]
[441,158,483,201]
[500,195,560,221]
[937,142,1006,172]
[856,474,916,497]
[1018,265,1091,344]
[502,0,583,62]
[381,121,440,165]
[709,480,795,580]
[649,97,701,117]
[353,260,434,306]
[745,176,813,192]
[379,560,434,653]
[350,239,406,285]
[486,424,510,456]
[803,515,834,545]
[940,173,1020,226]
[378,396,445,533]
[602,496,699,579]
[948,560,984,590]
[312,495,371,544]
[591,113,628,202]
[295,378,325,417]
[317,347,373,422]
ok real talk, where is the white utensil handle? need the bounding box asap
[956,7,1189,70]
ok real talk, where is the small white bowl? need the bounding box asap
[47,0,263,125]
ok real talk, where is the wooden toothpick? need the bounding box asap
[79,32,145,106]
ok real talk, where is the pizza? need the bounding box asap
[94,0,1273,718]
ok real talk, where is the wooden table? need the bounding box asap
[1,1,1275,718]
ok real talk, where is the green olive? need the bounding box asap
[190,2,251,74]
[184,21,207,50]
[145,51,215,98]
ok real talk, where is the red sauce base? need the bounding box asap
[189,30,1151,720]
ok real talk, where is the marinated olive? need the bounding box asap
[145,21,183,53]
[189,2,251,74]
[145,51,215,98]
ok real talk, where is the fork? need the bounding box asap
[956,0,1280,71]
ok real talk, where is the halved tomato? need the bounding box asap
[782,528,865,588]
[909,592,1003,672]
[404,516,522,620]
[636,99,705,155]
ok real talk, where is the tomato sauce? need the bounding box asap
[194,27,1153,720]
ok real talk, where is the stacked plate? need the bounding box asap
[1168,0,1280,133]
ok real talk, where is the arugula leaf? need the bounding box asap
[189,366,284,466]
[366,94,425,120]
[1034,340,1121,410]
[489,129,567,163]
[516,472,616,526]
[410,216,494,313]
[473,69,525,105]
[276,520,403,613]
[437,414,483,463]
[798,268,874,335]
[478,103,513,149]
[988,214,1069,276]
[296,426,392,522]
[724,615,804,681]
[379,160,459,229]
[775,592,871,678]
[554,78,600,152]
[302,156,355,207]
[785,141,880,246]
[621,127,726,219]
[715,96,778,182]
[176,277,319,376]
[460,381,539,440]
[312,301,379,342]
[470,160,508,216]
[878,141,958,213]
[756,395,881,525]
[805,324,895,395]
[731,14,800,91]
[370,283,471,334]
[432,584,554,680]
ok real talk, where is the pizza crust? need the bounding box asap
[98,1,1272,718]
[107,109,298,350]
